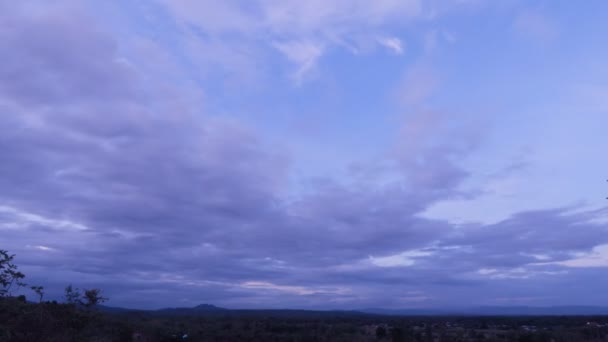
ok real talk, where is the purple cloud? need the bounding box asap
[1,1,607,310]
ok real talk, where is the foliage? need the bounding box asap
[30,285,44,303]
[65,284,108,308]
[0,298,131,342]
[65,284,81,304]
[0,249,115,341]
[82,288,108,308]
[0,250,27,297]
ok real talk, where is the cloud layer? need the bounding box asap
[1,0,608,309]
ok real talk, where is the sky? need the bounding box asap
[1,0,608,310]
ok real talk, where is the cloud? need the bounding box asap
[543,244,608,268]
[156,0,422,83]
[240,281,349,296]
[370,249,433,267]
[2,0,608,310]
[258,0,422,34]
[0,206,89,232]
[25,245,56,252]
[377,36,405,54]
[273,40,324,84]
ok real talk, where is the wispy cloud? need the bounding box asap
[377,36,405,54]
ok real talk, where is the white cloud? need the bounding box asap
[240,281,350,295]
[369,249,433,267]
[377,36,404,54]
[478,267,529,279]
[156,0,424,83]
[477,267,566,279]
[0,205,89,231]
[25,245,56,252]
[273,40,324,84]
[548,244,608,268]
[521,253,551,261]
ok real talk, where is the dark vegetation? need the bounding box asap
[4,249,608,341]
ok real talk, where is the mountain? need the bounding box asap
[98,303,608,317]
[361,308,451,316]
[156,303,227,315]
[98,303,375,318]
[468,306,608,316]
[156,305,371,318]
[97,304,144,313]
[192,303,227,312]
[360,306,608,316]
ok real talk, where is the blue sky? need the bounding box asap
[1,0,608,309]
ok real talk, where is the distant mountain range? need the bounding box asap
[99,304,368,318]
[156,303,228,315]
[362,306,608,316]
[98,304,608,317]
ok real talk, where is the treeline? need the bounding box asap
[0,249,121,341]
[1,249,107,307]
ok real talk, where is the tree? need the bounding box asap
[64,284,81,304]
[0,249,27,297]
[30,285,44,303]
[81,288,108,308]
[65,284,109,309]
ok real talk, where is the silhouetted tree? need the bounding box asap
[31,285,44,303]
[81,288,108,308]
[0,249,27,297]
[65,284,81,304]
